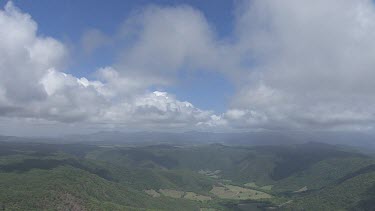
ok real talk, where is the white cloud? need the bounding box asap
[114,5,221,86]
[101,91,214,129]
[0,2,214,132]
[225,0,375,131]
[0,2,67,103]
[2,1,375,134]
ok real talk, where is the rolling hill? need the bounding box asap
[0,140,374,210]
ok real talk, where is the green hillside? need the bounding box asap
[0,141,374,210]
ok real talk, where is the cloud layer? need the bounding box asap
[0,2,216,133]
[1,1,375,134]
[229,0,375,130]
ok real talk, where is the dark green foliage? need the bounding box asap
[0,158,115,181]
[337,164,375,184]
[353,198,375,211]
[120,148,179,168]
[0,141,374,210]
[255,143,357,180]
[272,156,375,193]
[287,172,375,210]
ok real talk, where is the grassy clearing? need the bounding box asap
[159,189,184,198]
[244,182,258,188]
[293,186,308,193]
[260,185,273,191]
[198,169,221,179]
[210,184,272,200]
[244,182,273,192]
[184,192,211,201]
[144,189,160,197]
[157,189,212,202]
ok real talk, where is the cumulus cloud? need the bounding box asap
[101,91,214,129]
[2,0,375,134]
[0,2,106,123]
[0,2,215,132]
[114,5,221,86]
[106,0,375,131]
[0,2,66,103]
[225,0,375,130]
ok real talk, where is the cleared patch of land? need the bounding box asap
[144,189,160,197]
[198,169,221,179]
[184,192,211,201]
[210,184,272,200]
[294,186,308,193]
[260,185,273,191]
[244,182,258,188]
[279,200,293,207]
[244,182,273,191]
[157,189,212,201]
[159,189,184,198]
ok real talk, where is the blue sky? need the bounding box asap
[1,0,235,112]
[4,0,234,40]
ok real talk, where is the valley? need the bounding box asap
[0,140,374,210]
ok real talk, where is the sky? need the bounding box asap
[1,0,375,136]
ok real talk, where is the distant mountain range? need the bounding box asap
[1,130,375,153]
[60,130,375,152]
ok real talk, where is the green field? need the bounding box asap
[210,184,272,200]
